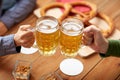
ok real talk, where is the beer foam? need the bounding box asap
[40,25,49,29]
[62,22,83,36]
[37,20,58,33]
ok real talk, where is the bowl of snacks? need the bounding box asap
[12,60,32,80]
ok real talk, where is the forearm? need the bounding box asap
[100,40,120,57]
[0,0,36,29]
[0,34,20,56]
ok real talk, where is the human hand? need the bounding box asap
[14,25,35,48]
[0,22,8,36]
[82,25,109,54]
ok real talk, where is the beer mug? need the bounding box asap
[60,18,84,57]
[35,16,59,56]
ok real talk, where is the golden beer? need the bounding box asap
[60,18,84,57]
[35,16,59,56]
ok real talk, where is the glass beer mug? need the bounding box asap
[60,18,84,57]
[59,18,84,76]
[35,16,59,56]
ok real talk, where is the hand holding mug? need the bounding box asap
[14,25,35,48]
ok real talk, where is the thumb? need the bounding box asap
[83,25,101,34]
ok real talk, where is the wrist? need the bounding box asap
[100,39,109,54]
[14,34,20,47]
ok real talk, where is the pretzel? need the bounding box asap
[88,13,114,38]
[40,2,72,22]
[40,2,114,37]
[69,1,97,22]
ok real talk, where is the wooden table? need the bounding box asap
[1,0,120,80]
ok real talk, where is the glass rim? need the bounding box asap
[14,60,32,70]
[60,18,84,36]
[36,16,59,30]
[61,18,84,27]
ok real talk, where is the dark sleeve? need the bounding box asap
[99,40,120,57]
[0,34,20,56]
[0,0,36,29]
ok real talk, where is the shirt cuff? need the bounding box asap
[1,34,19,56]
[99,40,120,57]
[16,46,21,53]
